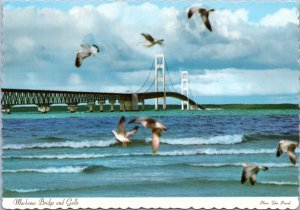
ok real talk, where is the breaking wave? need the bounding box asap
[3,139,116,150]
[160,134,244,145]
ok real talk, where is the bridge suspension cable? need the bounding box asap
[134,58,155,93]
[164,57,179,93]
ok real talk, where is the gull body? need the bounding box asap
[188,7,215,32]
[141,33,164,48]
[241,163,268,186]
[75,44,100,68]
[277,140,299,165]
[129,117,167,154]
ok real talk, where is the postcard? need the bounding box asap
[1,0,299,209]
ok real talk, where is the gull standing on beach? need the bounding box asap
[241,163,268,186]
[188,7,215,32]
[75,44,100,68]
[129,117,167,154]
[141,33,164,48]
[112,116,139,147]
[276,140,299,165]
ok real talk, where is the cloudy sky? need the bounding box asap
[3,1,298,104]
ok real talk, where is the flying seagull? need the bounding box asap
[241,163,268,186]
[112,116,139,147]
[277,140,299,165]
[75,44,100,68]
[141,33,164,48]
[128,117,167,154]
[188,7,215,32]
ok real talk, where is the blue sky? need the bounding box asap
[2,1,299,104]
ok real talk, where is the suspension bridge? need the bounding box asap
[1,54,205,113]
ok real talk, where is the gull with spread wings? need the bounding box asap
[129,117,167,154]
[188,7,215,32]
[241,163,268,186]
[112,116,139,147]
[75,44,100,68]
[141,33,164,48]
[277,140,299,165]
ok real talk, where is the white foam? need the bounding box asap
[7,188,43,193]
[160,134,244,145]
[190,162,296,168]
[159,148,275,156]
[259,181,298,186]
[3,166,89,173]
[3,139,116,150]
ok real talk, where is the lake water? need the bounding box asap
[2,109,299,197]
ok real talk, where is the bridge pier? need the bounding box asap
[2,105,11,114]
[99,101,104,112]
[67,104,78,113]
[119,100,125,112]
[37,104,50,113]
[87,102,94,112]
[139,99,145,111]
[109,100,116,112]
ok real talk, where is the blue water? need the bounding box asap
[2,109,299,197]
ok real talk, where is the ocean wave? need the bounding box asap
[3,139,116,150]
[5,188,45,193]
[159,148,276,156]
[190,162,297,168]
[259,181,298,186]
[160,134,244,145]
[2,165,106,174]
[4,148,277,160]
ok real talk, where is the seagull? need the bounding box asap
[277,140,299,165]
[112,116,139,147]
[188,7,214,32]
[75,44,100,68]
[241,163,268,186]
[128,117,167,154]
[141,33,164,48]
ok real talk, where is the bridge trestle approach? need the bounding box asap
[1,88,204,113]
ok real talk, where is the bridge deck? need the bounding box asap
[1,88,204,109]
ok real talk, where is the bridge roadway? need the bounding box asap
[1,88,205,113]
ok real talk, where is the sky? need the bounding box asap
[2,0,299,104]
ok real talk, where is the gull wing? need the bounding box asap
[126,126,139,138]
[287,151,297,165]
[117,116,126,136]
[152,128,162,154]
[80,44,91,51]
[241,168,248,184]
[249,173,257,185]
[188,7,199,19]
[200,13,212,31]
[276,143,283,157]
[75,52,91,68]
[141,33,155,43]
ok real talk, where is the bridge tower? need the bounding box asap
[154,54,166,111]
[181,71,189,110]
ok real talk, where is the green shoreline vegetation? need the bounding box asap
[6,103,299,113]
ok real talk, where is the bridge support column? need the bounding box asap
[2,105,11,114]
[132,94,138,111]
[139,99,145,111]
[37,104,50,113]
[119,100,125,112]
[109,100,116,112]
[67,104,78,113]
[87,102,94,112]
[99,101,104,112]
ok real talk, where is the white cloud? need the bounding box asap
[189,68,298,96]
[260,8,298,27]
